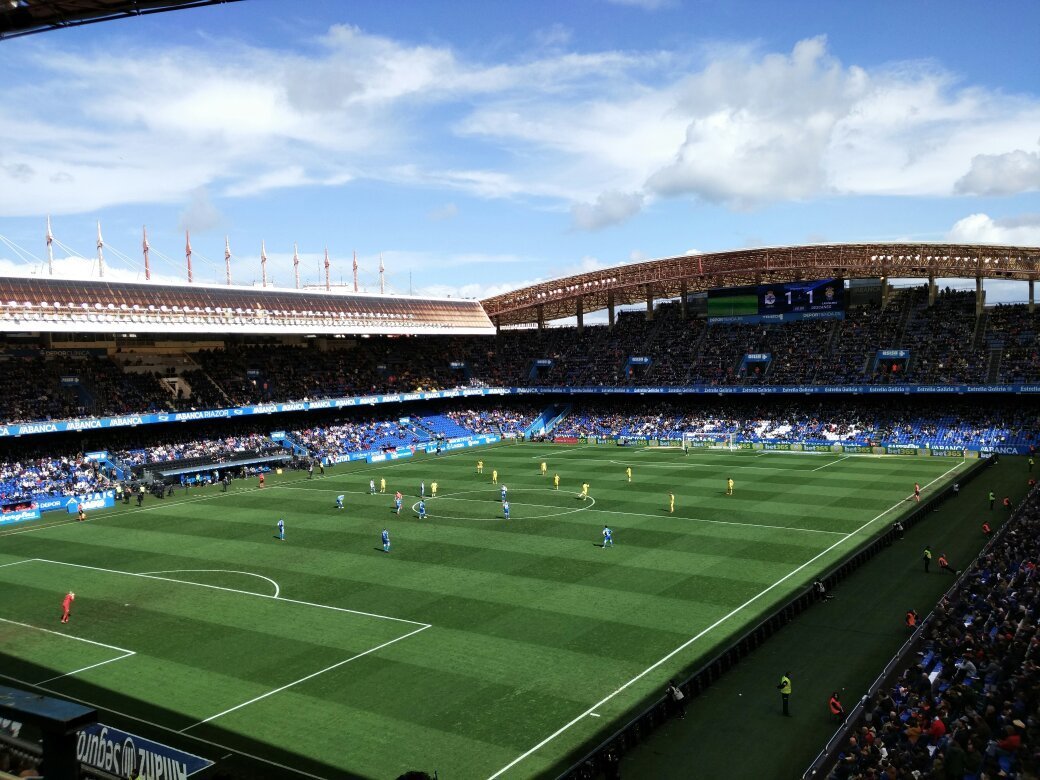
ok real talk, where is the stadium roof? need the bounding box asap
[0,276,495,335]
[481,242,1040,326]
[0,0,239,40]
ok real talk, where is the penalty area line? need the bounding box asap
[180,623,431,731]
[484,460,964,779]
[0,671,332,780]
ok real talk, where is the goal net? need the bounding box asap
[682,432,738,451]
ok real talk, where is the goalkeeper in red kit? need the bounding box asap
[61,592,75,624]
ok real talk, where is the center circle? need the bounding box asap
[410,488,595,521]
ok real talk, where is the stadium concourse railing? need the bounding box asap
[800,476,1038,779]
[553,454,994,780]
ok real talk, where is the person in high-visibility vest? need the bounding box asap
[777,672,792,716]
[989,491,996,510]
[828,692,845,723]
[922,546,933,573]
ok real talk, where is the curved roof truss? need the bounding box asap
[481,243,1040,326]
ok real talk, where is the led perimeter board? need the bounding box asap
[708,278,845,324]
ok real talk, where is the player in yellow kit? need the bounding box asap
[477,460,483,474]
[553,473,560,490]
[431,481,438,497]
[540,461,547,476]
[626,467,632,483]
[580,482,590,500]
[669,492,675,513]
[379,477,386,493]
[726,477,734,496]
[492,469,498,484]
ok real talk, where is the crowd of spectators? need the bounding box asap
[0,456,107,503]
[551,399,1039,449]
[114,433,280,466]
[0,354,170,424]
[825,487,1040,780]
[4,289,1040,425]
[988,305,1040,385]
[290,419,421,461]
[446,405,540,435]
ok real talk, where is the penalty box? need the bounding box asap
[0,558,429,729]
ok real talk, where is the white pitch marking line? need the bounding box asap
[417,492,839,536]
[33,559,429,628]
[812,455,852,472]
[0,559,35,569]
[592,506,848,536]
[607,459,793,472]
[0,671,330,780]
[485,460,964,779]
[530,447,584,458]
[137,569,281,598]
[0,441,501,539]
[0,614,135,655]
[181,623,431,731]
[36,650,137,686]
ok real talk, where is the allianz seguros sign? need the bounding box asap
[77,722,212,779]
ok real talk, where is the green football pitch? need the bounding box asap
[0,443,966,779]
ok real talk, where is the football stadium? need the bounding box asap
[2,3,1040,780]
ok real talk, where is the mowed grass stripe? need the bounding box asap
[0,445,967,779]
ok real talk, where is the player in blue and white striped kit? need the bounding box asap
[381,528,390,552]
[500,484,507,502]
[601,525,613,548]
[418,500,427,520]
[336,495,344,510]
[277,518,285,541]
[503,501,510,519]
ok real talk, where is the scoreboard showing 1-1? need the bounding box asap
[758,278,844,317]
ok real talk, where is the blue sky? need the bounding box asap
[0,0,1038,302]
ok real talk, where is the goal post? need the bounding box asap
[681,432,738,452]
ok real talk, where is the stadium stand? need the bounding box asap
[820,487,1040,780]
[0,456,108,503]
[5,286,1040,426]
[551,399,1037,449]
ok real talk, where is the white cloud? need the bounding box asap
[534,24,572,48]
[427,203,459,221]
[571,191,644,230]
[642,35,1040,206]
[1,28,1038,229]
[955,141,1040,196]
[947,213,1040,245]
[178,187,223,233]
